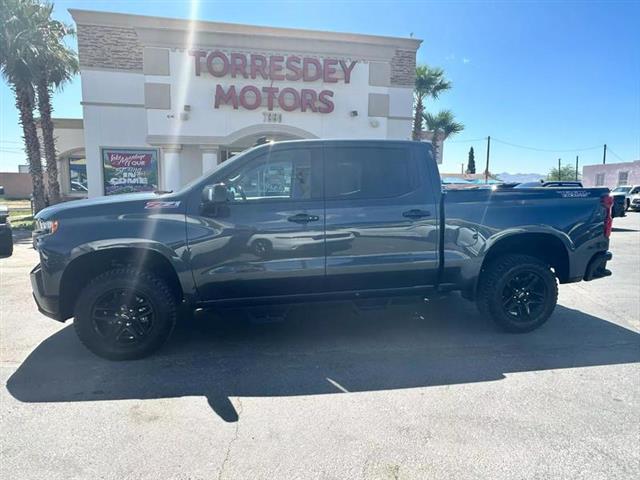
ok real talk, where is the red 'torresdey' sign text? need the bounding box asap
[189,51,358,114]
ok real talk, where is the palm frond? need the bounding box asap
[422,109,465,139]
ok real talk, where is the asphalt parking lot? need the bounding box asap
[1,214,639,480]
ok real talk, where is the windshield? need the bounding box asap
[612,186,631,193]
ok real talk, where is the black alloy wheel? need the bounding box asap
[501,271,548,323]
[91,289,155,346]
[74,268,177,360]
[477,254,558,333]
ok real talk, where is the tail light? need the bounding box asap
[602,195,613,238]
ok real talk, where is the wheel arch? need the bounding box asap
[59,247,184,320]
[467,232,570,301]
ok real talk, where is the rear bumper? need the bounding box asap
[30,263,64,321]
[583,251,612,281]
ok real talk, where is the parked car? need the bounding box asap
[610,185,640,211]
[629,193,640,212]
[31,140,614,360]
[0,205,13,256]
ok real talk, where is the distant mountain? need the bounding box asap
[496,172,545,183]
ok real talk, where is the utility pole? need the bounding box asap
[603,144,607,164]
[461,163,464,174]
[558,158,562,181]
[485,136,491,184]
[575,155,579,181]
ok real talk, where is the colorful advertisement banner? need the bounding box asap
[102,148,159,195]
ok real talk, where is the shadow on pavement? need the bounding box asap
[7,296,640,422]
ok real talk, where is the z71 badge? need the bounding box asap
[145,201,181,209]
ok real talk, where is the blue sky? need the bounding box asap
[1,0,639,175]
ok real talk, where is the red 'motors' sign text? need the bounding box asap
[189,50,358,114]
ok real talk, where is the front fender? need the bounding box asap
[67,238,196,298]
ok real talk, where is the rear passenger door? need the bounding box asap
[323,144,439,291]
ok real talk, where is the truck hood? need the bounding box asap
[35,192,167,220]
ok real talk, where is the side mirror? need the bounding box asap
[202,183,229,204]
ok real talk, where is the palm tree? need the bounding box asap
[32,4,78,204]
[423,110,464,163]
[0,0,47,212]
[412,65,452,140]
[423,110,465,140]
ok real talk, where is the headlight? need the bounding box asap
[36,219,59,235]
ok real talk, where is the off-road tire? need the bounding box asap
[477,254,558,333]
[73,268,177,360]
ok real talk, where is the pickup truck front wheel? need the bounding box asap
[477,254,558,333]
[73,268,177,360]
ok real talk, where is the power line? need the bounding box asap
[606,147,625,162]
[491,137,602,153]
[448,137,487,144]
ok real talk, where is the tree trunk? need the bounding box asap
[412,96,424,141]
[36,78,61,204]
[15,85,46,213]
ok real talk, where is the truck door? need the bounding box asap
[323,143,439,291]
[186,145,325,301]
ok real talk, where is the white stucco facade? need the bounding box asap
[68,9,421,197]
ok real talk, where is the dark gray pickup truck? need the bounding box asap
[31,140,614,360]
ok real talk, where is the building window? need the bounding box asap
[68,155,88,193]
[617,171,629,186]
[595,173,605,186]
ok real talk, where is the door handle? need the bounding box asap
[402,209,431,219]
[287,213,320,224]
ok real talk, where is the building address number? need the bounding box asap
[263,112,282,123]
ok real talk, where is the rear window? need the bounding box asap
[325,147,417,200]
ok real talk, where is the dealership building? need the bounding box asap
[53,10,421,198]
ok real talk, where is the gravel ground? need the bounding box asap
[1,213,639,480]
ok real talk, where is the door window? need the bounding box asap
[325,147,418,199]
[223,149,315,201]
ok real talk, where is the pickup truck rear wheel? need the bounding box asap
[73,268,176,360]
[477,254,558,332]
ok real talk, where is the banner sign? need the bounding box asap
[189,50,358,114]
[102,148,159,195]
